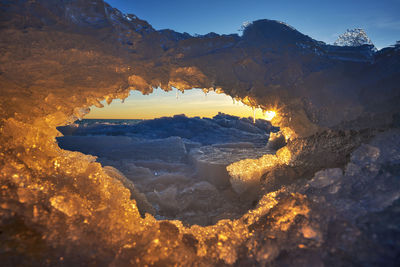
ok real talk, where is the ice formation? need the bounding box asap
[334,28,374,47]
[57,115,275,225]
[0,0,400,266]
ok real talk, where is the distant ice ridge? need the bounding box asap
[58,113,277,146]
[334,28,375,47]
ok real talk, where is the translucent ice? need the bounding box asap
[227,147,291,194]
[189,145,274,189]
[309,168,343,189]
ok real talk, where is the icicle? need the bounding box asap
[176,89,179,99]
[252,107,256,124]
[73,107,90,121]
[105,96,113,105]
[93,100,104,108]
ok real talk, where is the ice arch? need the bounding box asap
[0,0,399,265]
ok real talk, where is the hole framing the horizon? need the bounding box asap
[56,88,282,226]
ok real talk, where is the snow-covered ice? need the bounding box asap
[334,28,374,47]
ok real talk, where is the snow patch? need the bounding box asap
[334,28,375,48]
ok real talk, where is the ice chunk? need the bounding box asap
[369,130,400,164]
[345,163,362,176]
[227,154,278,194]
[190,156,231,188]
[188,181,218,193]
[103,166,155,216]
[350,144,380,165]
[50,194,91,217]
[57,136,187,162]
[189,145,273,188]
[144,173,192,192]
[348,144,381,175]
[180,181,220,211]
[226,147,291,194]
[118,162,154,180]
[154,186,179,214]
[301,225,321,241]
[183,139,202,151]
[309,168,343,189]
[266,131,286,150]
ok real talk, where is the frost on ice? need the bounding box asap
[334,28,375,47]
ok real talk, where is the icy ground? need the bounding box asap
[57,113,279,225]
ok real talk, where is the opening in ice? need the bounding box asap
[56,88,284,226]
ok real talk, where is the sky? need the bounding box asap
[87,0,400,120]
[106,0,400,48]
[85,89,267,119]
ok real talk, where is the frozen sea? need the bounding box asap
[57,113,280,225]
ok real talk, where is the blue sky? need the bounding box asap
[106,0,400,49]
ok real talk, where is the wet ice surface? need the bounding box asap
[57,113,277,225]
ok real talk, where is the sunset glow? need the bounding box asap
[264,110,277,121]
[85,88,267,119]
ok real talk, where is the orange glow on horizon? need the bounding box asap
[84,89,268,120]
